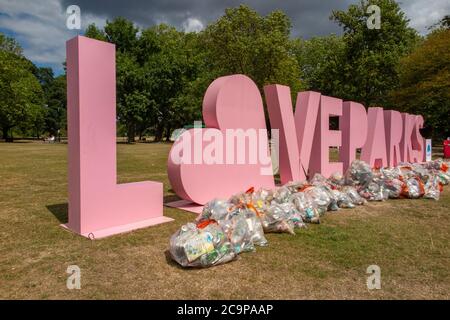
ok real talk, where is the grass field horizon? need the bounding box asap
[0,141,449,299]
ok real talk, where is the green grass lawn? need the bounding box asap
[0,141,449,299]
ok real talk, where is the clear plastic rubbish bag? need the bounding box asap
[303,185,338,212]
[197,199,234,222]
[437,171,450,185]
[424,175,441,200]
[290,192,321,224]
[411,163,432,183]
[380,167,401,180]
[243,213,269,247]
[345,160,373,186]
[284,181,309,193]
[272,186,292,204]
[170,222,237,268]
[218,214,255,254]
[332,189,355,208]
[310,173,329,187]
[260,204,296,234]
[328,172,345,188]
[278,202,307,228]
[382,178,404,199]
[341,186,367,205]
[401,177,425,199]
[359,180,389,201]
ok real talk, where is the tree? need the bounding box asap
[330,0,418,107]
[293,35,346,97]
[389,28,450,140]
[440,15,450,28]
[44,75,67,137]
[0,33,22,55]
[86,19,143,143]
[429,15,450,31]
[139,25,198,141]
[115,51,147,143]
[84,24,107,41]
[104,18,139,54]
[0,33,44,141]
[201,5,303,95]
[85,19,206,142]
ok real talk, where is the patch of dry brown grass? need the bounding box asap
[0,142,449,299]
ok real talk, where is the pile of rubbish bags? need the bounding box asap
[169,159,450,268]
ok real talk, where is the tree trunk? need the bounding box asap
[165,126,172,141]
[154,124,163,142]
[3,127,13,142]
[127,122,135,144]
[2,127,8,140]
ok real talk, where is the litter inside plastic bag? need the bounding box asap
[382,178,404,199]
[290,192,321,224]
[341,186,367,205]
[170,158,449,268]
[328,172,345,188]
[169,222,237,268]
[345,160,373,186]
[260,203,296,235]
[303,185,338,213]
[278,202,307,228]
[332,189,355,208]
[218,214,255,254]
[424,175,441,200]
[197,199,235,222]
[402,177,425,199]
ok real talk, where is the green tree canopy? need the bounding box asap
[330,0,418,107]
[202,5,303,94]
[85,19,203,142]
[390,28,450,140]
[43,75,67,137]
[293,35,345,97]
[0,33,44,141]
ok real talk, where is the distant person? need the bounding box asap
[44,135,55,143]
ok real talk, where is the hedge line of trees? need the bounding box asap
[0,34,66,142]
[1,1,449,142]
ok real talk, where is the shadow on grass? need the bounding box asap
[164,249,216,270]
[164,194,181,203]
[164,250,186,270]
[46,203,68,224]
[0,140,34,143]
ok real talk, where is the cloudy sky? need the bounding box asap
[0,0,448,74]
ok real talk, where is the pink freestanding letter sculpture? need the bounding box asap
[167,75,274,206]
[264,84,301,184]
[411,115,425,162]
[384,110,403,167]
[400,113,416,162]
[361,107,388,168]
[339,101,368,172]
[309,95,343,177]
[65,36,172,239]
[294,91,321,180]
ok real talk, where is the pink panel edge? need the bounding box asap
[61,215,174,239]
[165,200,204,214]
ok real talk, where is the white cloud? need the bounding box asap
[400,0,450,34]
[0,0,448,73]
[0,0,106,73]
[182,17,204,33]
